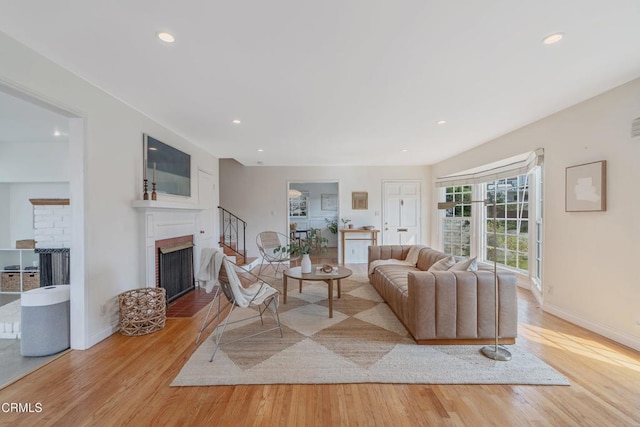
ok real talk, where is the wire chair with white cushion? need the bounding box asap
[196,255,283,362]
[256,231,299,278]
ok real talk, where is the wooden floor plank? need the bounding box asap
[0,264,639,426]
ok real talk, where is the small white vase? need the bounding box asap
[301,254,312,273]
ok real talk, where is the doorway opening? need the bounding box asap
[287,181,339,265]
[0,82,85,387]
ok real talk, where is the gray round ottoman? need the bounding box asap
[21,285,70,357]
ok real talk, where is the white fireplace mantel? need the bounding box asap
[133,199,205,287]
[131,200,205,211]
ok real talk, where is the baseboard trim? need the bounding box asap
[88,323,119,348]
[543,303,640,352]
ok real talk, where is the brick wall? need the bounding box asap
[31,200,71,249]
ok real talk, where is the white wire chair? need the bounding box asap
[196,256,283,362]
[256,231,299,278]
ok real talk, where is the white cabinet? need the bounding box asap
[0,249,40,293]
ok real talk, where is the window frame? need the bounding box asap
[438,168,543,289]
[531,166,543,292]
[482,175,530,273]
[441,185,473,257]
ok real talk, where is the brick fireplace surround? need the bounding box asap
[132,201,202,289]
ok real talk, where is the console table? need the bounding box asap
[340,229,379,265]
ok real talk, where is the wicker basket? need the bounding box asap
[1,272,20,292]
[118,287,166,336]
[23,272,40,291]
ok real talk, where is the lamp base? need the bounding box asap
[481,345,512,361]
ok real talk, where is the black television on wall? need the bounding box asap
[143,134,191,197]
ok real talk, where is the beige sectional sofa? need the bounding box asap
[368,245,518,344]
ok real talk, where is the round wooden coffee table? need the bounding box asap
[282,265,353,318]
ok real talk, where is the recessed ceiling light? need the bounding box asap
[157,32,175,43]
[232,119,241,124]
[436,120,447,125]
[257,149,264,152]
[53,130,61,136]
[542,32,563,45]
[401,149,409,152]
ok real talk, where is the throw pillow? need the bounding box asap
[450,256,478,271]
[405,244,427,265]
[427,256,456,272]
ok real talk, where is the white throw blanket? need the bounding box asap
[368,259,415,275]
[368,244,427,275]
[196,248,224,293]
[223,258,279,309]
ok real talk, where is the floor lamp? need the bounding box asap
[437,200,512,361]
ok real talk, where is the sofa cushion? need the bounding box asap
[368,259,414,275]
[427,256,456,271]
[370,264,419,321]
[415,248,451,271]
[450,256,478,271]
[405,245,427,265]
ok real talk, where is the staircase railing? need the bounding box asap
[218,206,247,262]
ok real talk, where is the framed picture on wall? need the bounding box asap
[143,134,191,197]
[352,192,368,210]
[321,193,338,211]
[289,192,309,217]
[565,160,606,212]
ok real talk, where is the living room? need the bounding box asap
[0,1,639,424]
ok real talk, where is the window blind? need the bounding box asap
[435,148,544,187]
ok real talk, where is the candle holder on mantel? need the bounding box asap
[151,182,157,200]
[143,179,149,200]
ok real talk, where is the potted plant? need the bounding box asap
[308,228,328,254]
[341,217,352,229]
[325,218,338,235]
[275,229,327,273]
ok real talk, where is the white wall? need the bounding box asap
[0,139,69,245]
[0,32,220,348]
[0,184,9,245]
[0,142,68,182]
[430,78,640,351]
[220,160,431,263]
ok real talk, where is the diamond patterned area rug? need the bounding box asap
[171,276,569,386]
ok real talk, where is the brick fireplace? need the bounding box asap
[132,201,203,291]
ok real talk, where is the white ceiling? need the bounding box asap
[1,1,639,166]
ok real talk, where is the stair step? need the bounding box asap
[222,255,256,268]
[240,256,258,266]
[222,246,238,256]
[218,242,252,267]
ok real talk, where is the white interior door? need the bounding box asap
[195,170,215,273]
[382,181,421,245]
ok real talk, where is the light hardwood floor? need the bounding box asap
[1,264,639,426]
